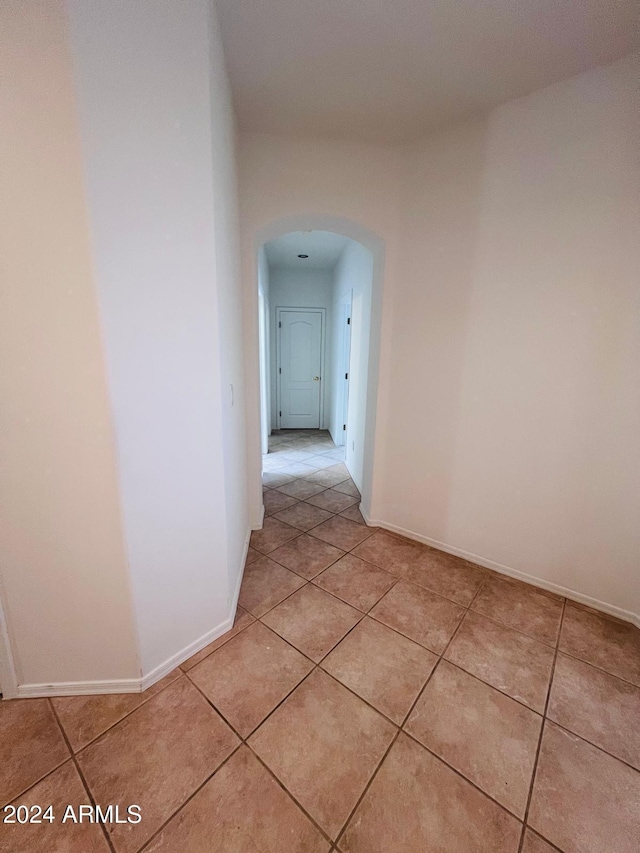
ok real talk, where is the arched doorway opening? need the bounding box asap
[247,215,385,529]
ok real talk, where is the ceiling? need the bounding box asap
[215,0,638,143]
[265,231,349,270]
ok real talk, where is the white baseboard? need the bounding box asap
[16,677,143,699]
[362,513,640,629]
[13,527,254,700]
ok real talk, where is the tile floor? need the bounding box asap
[1,429,639,851]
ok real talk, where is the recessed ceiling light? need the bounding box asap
[297,254,309,259]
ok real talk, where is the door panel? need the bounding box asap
[279,310,323,429]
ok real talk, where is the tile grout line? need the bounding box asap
[183,666,335,849]
[3,672,186,812]
[19,592,632,853]
[158,483,636,851]
[517,597,567,853]
[10,448,633,849]
[333,568,488,848]
[47,698,118,853]
[136,741,245,853]
[247,747,335,848]
[542,718,640,775]
[551,647,640,690]
[2,753,70,811]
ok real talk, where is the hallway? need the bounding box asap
[1,430,639,852]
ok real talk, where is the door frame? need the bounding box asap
[276,306,326,431]
[258,290,271,455]
[336,292,353,447]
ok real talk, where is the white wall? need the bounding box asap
[258,246,271,454]
[390,53,640,620]
[67,0,248,676]
[206,4,249,606]
[239,136,400,529]
[268,267,334,430]
[331,241,374,489]
[239,53,640,622]
[0,0,139,690]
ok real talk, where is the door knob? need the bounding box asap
[313,376,320,381]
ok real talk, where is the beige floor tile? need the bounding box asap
[262,584,362,662]
[304,455,341,470]
[0,761,110,853]
[249,669,395,839]
[262,470,296,488]
[320,447,346,460]
[313,554,397,612]
[332,478,361,497]
[279,462,321,477]
[339,733,521,853]
[144,746,330,853]
[268,533,345,579]
[238,556,306,617]
[52,669,180,752]
[323,463,350,477]
[180,607,255,672]
[521,829,561,853]
[471,576,564,646]
[0,698,69,805]
[188,621,313,737]
[405,660,542,817]
[245,547,261,564]
[559,605,640,686]
[547,653,640,769]
[323,617,437,723]
[339,505,366,525]
[305,469,352,487]
[528,722,640,853]
[277,479,328,500]
[351,530,423,575]
[402,548,486,606]
[309,516,375,551]
[250,517,300,554]
[274,502,333,531]
[77,677,239,853]
[445,611,555,712]
[263,489,299,515]
[279,449,316,462]
[369,581,464,654]
[306,489,359,513]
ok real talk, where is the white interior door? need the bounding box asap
[278,309,323,429]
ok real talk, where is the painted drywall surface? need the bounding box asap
[331,241,374,489]
[239,54,639,617]
[258,246,271,455]
[268,267,334,430]
[391,53,640,617]
[207,6,249,604]
[238,133,402,527]
[67,0,243,674]
[0,0,139,685]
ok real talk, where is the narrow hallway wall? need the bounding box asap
[331,241,374,490]
[68,0,248,676]
[0,0,139,689]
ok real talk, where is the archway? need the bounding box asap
[246,215,385,530]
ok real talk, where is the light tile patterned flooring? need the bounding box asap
[1,428,639,851]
